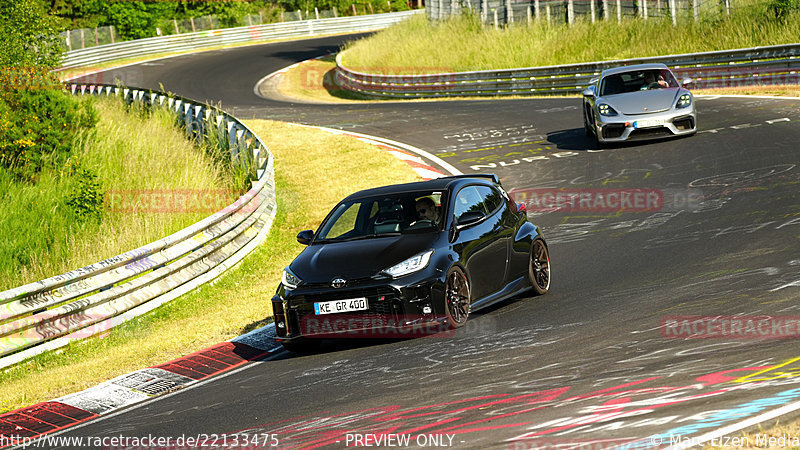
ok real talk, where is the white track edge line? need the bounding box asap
[665,398,800,449]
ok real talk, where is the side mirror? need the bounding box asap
[582,87,595,97]
[296,230,314,245]
[681,77,693,86]
[456,210,486,229]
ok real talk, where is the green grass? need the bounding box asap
[0,96,237,291]
[0,119,420,413]
[341,6,800,73]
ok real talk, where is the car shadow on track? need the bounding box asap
[274,294,539,358]
[547,127,696,151]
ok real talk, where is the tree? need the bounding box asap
[0,0,64,69]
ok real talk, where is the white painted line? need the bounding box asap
[665,398,800,449]
[387,150,425,164]
[414,167,446,180]
[695,94,800,100]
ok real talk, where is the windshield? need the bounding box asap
[600,69,679,96]
[315,191,445,242]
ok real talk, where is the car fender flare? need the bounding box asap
[514,221,540,246]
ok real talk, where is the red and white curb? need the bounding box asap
[0,329,279,448]
[0,128,454,448]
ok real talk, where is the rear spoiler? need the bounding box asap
[441,174,501,185]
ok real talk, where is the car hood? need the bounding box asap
[603,88,680,115]
[290,233,441,284]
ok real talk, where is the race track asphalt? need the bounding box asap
[60,35,800,449]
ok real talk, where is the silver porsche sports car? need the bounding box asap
[582,63,696,145]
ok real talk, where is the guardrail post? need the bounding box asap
[482,0,489,23]
[535,0,540,20]
[567,0,575,24]
[591,0,596,22]
[602,0,609,19]
[642,0,648,19]
[669,0,677,25]
[693,0,699,21]
[506,0,513,23]
[617,0,622,23]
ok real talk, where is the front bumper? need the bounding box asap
[596,109,696,143]
[272,272,446,342]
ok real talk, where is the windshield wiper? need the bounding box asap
[323,232,402,243]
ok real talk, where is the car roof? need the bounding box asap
[342,175,500,201]
[601,63,670,78]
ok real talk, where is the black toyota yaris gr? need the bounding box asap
[271,174,550,352]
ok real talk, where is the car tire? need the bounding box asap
[281,339,321,353]
[444,266,470,329]
[583,105,592,137]
[529,238,551,295]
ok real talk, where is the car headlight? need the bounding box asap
[676,93,692,108]
[281,267,302,289]
[598,103,617,116]
[384,250,433,278]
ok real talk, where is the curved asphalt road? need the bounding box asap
[60,36,800,448]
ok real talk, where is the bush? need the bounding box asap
[65,165,105,223]
[767,0,800,19]
[0,88,97,182]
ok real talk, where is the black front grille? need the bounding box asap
[291,286,402,329]
[602,124,626,138]
[629,127,672,139]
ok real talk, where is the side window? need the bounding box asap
[477,186,503,215]
[453,186,487,221]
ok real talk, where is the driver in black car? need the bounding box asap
[415,197,440,224]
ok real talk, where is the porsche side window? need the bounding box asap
[454,186,488,221]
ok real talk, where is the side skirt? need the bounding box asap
[469,276,531,313]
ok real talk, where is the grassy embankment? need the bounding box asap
[0,97,237,290]
[0,114,419,413]
[277,9,800,102]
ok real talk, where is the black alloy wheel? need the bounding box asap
[445,267,470,329]
[529,239,551,295]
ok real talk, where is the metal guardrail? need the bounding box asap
[58,10,423,71]
[0,84,276,369]
[334,43,800,98]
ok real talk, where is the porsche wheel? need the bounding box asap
[583,104,593,137]
[445,267,470,329]
[529,239,551,295]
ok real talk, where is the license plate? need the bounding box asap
[314,297,368,315]
[634,118,666,129]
